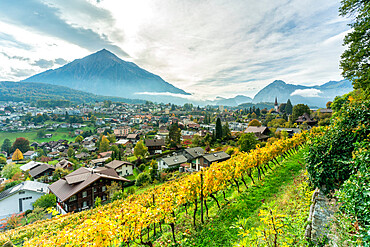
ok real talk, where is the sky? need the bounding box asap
[0,0,350,100]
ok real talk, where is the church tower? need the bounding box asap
[274,97,278,112]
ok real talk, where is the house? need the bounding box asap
[20,161,45,172]
[49,167,130,214]
[0,181,49,219]
[183,147,205,168]
[114,127,131,138]
[56,159,74,171]
[158,154,187,170]
[276,128,302,138]
[75,152,90,160]
[127,133,139,144]
[105,160,135,177]
[115,139,131,146]
[29,163,55,181]
[198,151,230,170]
[90,157,110,167]
[244,126,270,141]
[23,151,37,160]
[98,151,113,159]
[295,113,317,127]
[44,134,53,138]
[145,139,165,155]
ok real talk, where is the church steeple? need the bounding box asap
[274,97,278,111]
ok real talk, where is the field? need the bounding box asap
[0,126,93,143]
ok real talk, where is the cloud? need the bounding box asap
[54,58,68,65]
[290,89,322,97]
[0,0,129,58]
[32,59,55,68]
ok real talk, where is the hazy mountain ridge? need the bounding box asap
[23,49,189,99]
[0,81,145,104]
[252,79,353,107]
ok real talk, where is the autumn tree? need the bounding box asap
[11,137,29,153]
[99,136,110,152]
[75,135,83,143]
[1,163,21,179]
[67,147,75,158]
[248,119,262,127]
[12,148,24,161]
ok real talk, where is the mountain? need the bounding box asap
[212,95,252,106]
[0,81,145,104]
[252,79,353,107]
[23,49,190,99]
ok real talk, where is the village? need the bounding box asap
[0,98,333,229]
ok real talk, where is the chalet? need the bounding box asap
[49,167,130,214]
[296,113,317,127]
[276,128,302,138]
[198,151,230,170]
[47,151,60,158]
[23,151,37,160]
[0,181,49,219]
[115,139,131,146]
[56,159,74,171]
[105,160,135,177]
[90,157,110,167]
[158,154,187,170]
[29,163,55,181]
[244,126,270,141]
[127,133,140,144]
[75,152,90,159]
[20,161,45,172]
[145,139,165,155]
[98,151,113,159]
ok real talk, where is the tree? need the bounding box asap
[285,99,293,115]
[215,118,223,140]
[237,133,258,152]
[149,159,158,181]
[27,207,46,223]
[37,130,45,139]
[99,136,110,152]
[134,140,148,159]
[248,119,262,127]
[33,194,56,209]
[11,137,30,153]
[67,147,75,158]
[52,168,70,181]
[75,135,83,143]
[1,163,21,179]
[167,123,181,148]
[106,181,122,199]
[339,0,370,95]
[135,173,152,187]
[107,133,116,143]
[12,149,24,161]
[0,156,6,170]
[1,138,11,154]
[326,101,333,109]
[222,122,232,140]
[291,104,311,122]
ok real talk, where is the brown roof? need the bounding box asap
[49,167,130,202]
[105,160,134,170]
[99,151,112,158]
[29,164,55,178]
[56,159,74,169]
[127,133,138,139]
[145,139,165,147]
[244,126,269,134]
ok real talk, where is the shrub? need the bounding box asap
[138,164,146,172]
[135,173,152,187]
[33,194,56,209]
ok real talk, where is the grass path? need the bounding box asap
[178,148,307,246]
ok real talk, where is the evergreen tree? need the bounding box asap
[285,99,293,115]
[167,123,181,148]
[1,139,11,154]
[215,118,223,140]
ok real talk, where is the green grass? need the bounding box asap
[170,147,307,246]
[0,126,93,143]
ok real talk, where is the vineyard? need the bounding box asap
[0,133,307,246]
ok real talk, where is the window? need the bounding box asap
[82,201,87,208]
[82,191,87,198]
[102,195,106,201]
[102,186,106,192]
[93,187,97,193]
[19,191,25,195]
[69,195,77,202]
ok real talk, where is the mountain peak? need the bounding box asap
[271,80,286,86]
